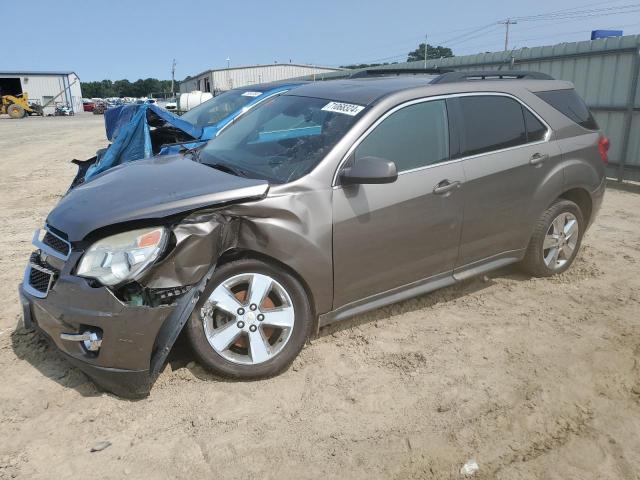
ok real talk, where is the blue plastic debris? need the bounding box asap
[85,104,203,181]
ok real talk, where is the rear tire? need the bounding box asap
[186,259,313,379]
[521,199,584,277]
[7,104,26,119]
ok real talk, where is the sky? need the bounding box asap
[5,0,640,81]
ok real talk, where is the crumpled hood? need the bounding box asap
[47,155,269,241]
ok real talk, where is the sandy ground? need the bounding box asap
[1,114,639,480]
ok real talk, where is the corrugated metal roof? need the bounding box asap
[184,63,343,80]
[0,70,77,77]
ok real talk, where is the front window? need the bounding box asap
[181,89,263,128]
[198,95,364,184]
[354,100,449,171]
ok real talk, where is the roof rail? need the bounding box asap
[349,68,453,79]
[430,70,554,84]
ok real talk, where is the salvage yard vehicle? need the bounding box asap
[54,103,74,116]
[1,93,43,118]
[73,81,307,185]
[82,99,96,112]
[19,71,607,397]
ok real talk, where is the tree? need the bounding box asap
[81,78,175,98]
[113,79,132,97]
[407,43,454,62]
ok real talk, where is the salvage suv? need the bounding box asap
[19,70,607,397]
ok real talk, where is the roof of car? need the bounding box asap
[284,75,571,106]
[284,77,440,105]
[233,80,309,93]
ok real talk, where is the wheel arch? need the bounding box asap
[558,187,593,225]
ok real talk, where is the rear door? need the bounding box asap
[450,94,562,269]
[332,98,465,308]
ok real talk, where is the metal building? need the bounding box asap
[308,35,640,182]
[0,71,83,115]
[180,63,343,94]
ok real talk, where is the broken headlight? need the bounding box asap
[77,227,167,286]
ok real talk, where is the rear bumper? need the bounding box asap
[589,175,606,228]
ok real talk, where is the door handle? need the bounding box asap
[433,180,461,195]
[530,153,549,166]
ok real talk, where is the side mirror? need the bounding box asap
[340,156,398,185]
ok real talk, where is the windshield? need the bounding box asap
[199,95,364,184]
[181,89,262,128]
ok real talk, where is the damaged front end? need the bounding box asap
[19,158,269,398]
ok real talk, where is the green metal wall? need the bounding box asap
[311,35,640,180]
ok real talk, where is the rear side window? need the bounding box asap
[458,96,527,156]
[355,99,449,172]
[535,89,598,130]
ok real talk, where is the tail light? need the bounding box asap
[598,136,610,164]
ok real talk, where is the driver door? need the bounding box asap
[332,99,465,308]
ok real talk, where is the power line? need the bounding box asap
[514,3,640,21]
[344,3,640,66]
[454,22,640,54]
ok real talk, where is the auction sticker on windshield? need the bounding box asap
[241,91,262,97]
[321,102,365,116]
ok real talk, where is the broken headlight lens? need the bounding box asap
[77,227,167,286]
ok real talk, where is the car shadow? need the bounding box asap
[606,178,640,194]
[316,264,530,338]
[10,323,149,400]
[10,323,104,397]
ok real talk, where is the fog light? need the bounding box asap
[82,331,102,352]
[60,330,103,352]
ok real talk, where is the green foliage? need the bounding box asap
[81,78,175,98]
[407,43,454,62]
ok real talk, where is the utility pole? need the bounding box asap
[170,58,176,95]
[424,34,428,69]
[499,19,518,51]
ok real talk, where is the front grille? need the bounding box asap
[29,265,54,294]
[42,231,70,256]
[26,251,60,296]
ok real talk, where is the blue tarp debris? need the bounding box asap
[85,104,203,181]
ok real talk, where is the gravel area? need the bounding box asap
[1,114,639,479]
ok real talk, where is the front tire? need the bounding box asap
[186,258,313,379]
[521,199,584,277]
[7,104,26,119]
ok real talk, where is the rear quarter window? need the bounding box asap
[535,89,599,131]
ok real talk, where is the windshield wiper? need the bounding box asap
[206,162,249,178]
[181,146,202,161]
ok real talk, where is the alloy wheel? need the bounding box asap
[201,273,295,365]
[542,212,579,270]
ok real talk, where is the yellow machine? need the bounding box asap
[1,93,43,118]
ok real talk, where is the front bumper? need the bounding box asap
[19,255,211,398]
[19,273,172,397]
